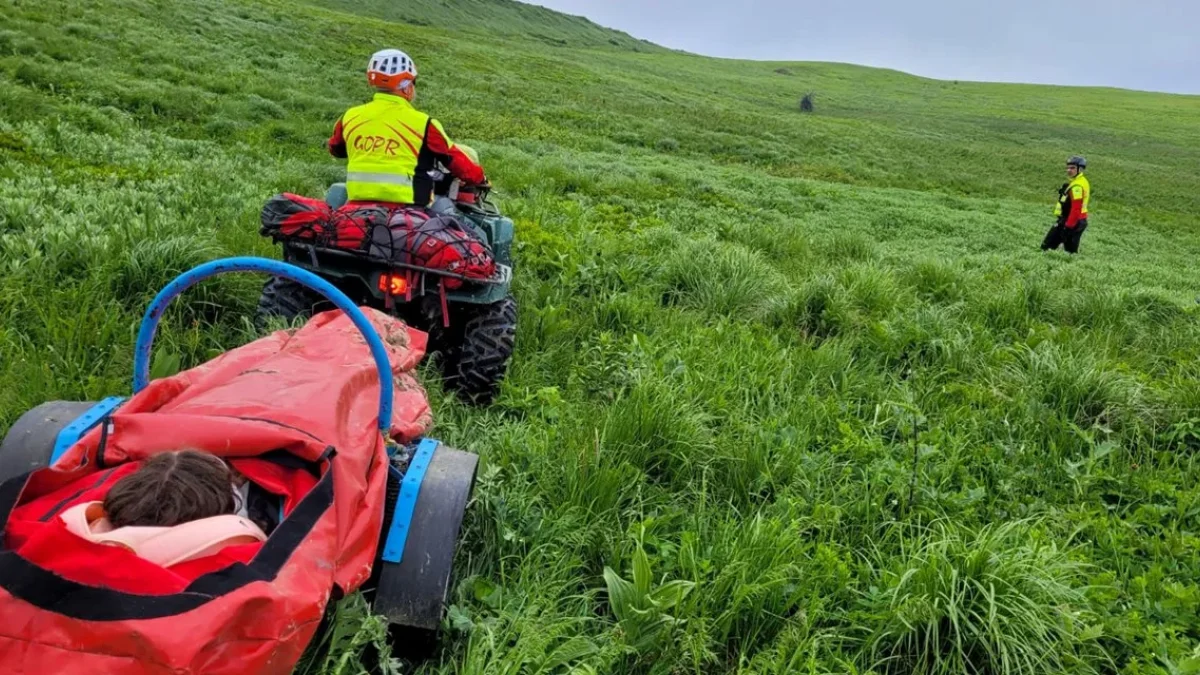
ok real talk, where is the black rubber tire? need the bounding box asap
[253,276,330,330]
[0,401,97,483]
[444,296,516,404]
[371,445,479,660]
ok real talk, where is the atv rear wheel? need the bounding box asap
[254,276,330,330]
[443,296,516,404]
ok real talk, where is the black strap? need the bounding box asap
[94,414,112,468]
[0,472,29,539]
[38,469,117,522]
[253,445,334,478]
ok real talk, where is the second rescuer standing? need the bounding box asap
[1041,155,1091,254]
[327,48,485,207]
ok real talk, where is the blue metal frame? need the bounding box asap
[380,438,440,563]
[131,256,395,432]
[50,396,126,466]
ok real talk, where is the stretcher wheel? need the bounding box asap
[372,445,479,655]
[0,401,96,483]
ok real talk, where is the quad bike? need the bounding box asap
[256,174,516,404]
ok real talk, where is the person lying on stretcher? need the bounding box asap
[59,450,279,568]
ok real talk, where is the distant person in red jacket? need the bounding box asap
[327,48,485,207]
[1041,156,1091,254]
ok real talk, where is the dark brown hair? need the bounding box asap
[104,450,235,528]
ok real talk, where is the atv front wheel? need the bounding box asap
[444,296,516,404]
[254,276,329,330]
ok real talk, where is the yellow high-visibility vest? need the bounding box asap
[1054,173,1090,219]
[341,93,432,204]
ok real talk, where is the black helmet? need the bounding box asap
[1067,155,1087,169]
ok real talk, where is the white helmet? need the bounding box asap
[367,49,417,92]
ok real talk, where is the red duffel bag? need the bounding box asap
[261,194,496,290]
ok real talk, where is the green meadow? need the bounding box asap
[2,0,1199,672]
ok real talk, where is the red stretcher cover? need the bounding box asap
[0,308,432,674]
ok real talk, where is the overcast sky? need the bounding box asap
[528,0,1199,95]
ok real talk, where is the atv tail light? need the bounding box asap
[378,273,408,295]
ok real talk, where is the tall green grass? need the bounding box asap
[2,0,1199,672]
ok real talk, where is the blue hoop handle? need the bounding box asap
[132,256,394,433]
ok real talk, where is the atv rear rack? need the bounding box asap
[280,240,512,287]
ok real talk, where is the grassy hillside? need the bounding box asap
[2,0,1200,673]
[309,0,661,51]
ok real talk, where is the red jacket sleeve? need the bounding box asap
[328,118,347,159]
[1065,196,1084,228]
[424,121,485,184]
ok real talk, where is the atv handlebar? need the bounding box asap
[132,257,396,434]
